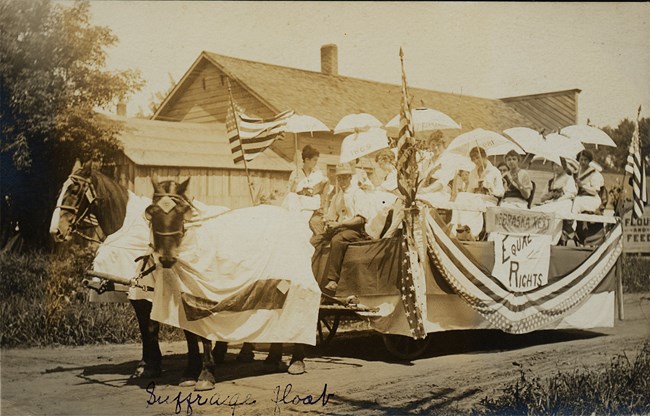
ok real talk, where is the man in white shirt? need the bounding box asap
[321,164,371,295]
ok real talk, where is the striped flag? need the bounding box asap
[625,106,647,219]
[396,48,419,206]
[397,48,427,340]
[226,93,293,165]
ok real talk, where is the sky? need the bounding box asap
[84,1,649,128]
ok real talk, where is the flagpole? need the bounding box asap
[616,105,643,320]
[227,79,256,205]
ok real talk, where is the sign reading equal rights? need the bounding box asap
[486,207,556,293]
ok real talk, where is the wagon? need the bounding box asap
[84,198,622,361]
[311,201,623,360]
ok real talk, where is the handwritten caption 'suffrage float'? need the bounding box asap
[146,381,333,415]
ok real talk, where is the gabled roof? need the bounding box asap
[156,51,537,133]
[106,115,293,172]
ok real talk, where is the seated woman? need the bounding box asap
[446,147,503,240]
[364,149,401,239]
[374,149,398,193]
[501,150,533,208]
[537,160,577,209]
[281,145,328,227]
[532,159,577,244]
[572,150,605,215]
[497,162,509,190]
[349,158,375,191]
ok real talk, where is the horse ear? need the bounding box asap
[71,159,81,174]
[151,174,162,194]
[177,178,190,196]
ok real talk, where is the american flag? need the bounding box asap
[226,92,293,165]
[397,48,427,340]
[625,106,647,219]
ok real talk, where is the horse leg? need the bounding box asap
[211,341,228,364]
[210,342,255,363]
[194,337,216,391]
[179,330,202,387]
[237,342,255,362]
[130,299,162,378]
[263,343,284,372]
[288,344,307,375]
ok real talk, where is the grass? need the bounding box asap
[473,341,650,415]
[0,249,648,348]
[622,254,650,293]
[0,249,184,347]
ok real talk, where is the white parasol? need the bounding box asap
[503,127,562,164]
[333,113,383,135]
[540,133,584,160]
[285,114,330,167]
[560,125,616,147]
[385,107,460,137]
[447,128,524,156]
[339,127,389,164]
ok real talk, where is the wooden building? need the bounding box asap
[109,115,293,208]
[123,44,582,206]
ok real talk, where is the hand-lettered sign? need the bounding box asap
[492,233,552,292]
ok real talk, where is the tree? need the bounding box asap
[600,117,649,173]
[0,0,144,250]
[135,73,177,118]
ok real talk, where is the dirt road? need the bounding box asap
[2,293,649,416]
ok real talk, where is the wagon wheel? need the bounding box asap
[382,334,432,360]
[317,313,340,346]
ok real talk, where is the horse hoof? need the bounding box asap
[194,380,214,391]
[137,366,162,379]
[179,379,196,388]
[262,359,287,373]
[288,360,305,375]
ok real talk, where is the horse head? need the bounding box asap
[50,160,128,244]
[145,176,192,268]
[50,160,97,243]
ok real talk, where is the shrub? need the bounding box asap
[622,255,650,293]
[0,250,184,347]
[474,341,650,415]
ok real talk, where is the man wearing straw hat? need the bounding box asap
[319,163,372,296]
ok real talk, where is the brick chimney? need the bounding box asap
[320,44,338,76]
[116,101,127,117]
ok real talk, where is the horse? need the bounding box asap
[145,177,316,376]
[49,162,254,389]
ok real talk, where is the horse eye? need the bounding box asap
[145,205,161,219]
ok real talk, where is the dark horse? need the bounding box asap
[49,163,253,390]
[146,177,307,375]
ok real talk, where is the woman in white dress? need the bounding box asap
[533,160,577,244]
[572,150,605,214]
[282,145,328,226]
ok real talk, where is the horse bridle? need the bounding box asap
[57,174,98,239]
[147,192,195,238]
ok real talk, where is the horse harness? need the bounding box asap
[58,173,157,293]
[148,192,196,239]
[57,174,102,243]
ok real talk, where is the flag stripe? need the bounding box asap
[626,109,647,220]
[226,95,293,164]
[396,48,427,340]
[424,207,622,333]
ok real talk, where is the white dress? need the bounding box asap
[281,168,327,223]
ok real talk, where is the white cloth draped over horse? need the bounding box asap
[91,191,155,301]
[150,204,321,346]
[91,193,231,301]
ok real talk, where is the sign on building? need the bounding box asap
[623,208,650,254]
